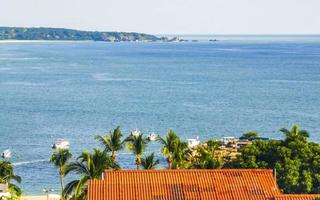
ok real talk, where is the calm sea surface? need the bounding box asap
[1,37,320,194]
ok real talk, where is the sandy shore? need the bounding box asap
[22,195,60,200]
[22,196,46,200]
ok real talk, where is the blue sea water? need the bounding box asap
[1,36,320,194]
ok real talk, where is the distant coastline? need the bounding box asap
[0,27,161,42]
[0,27,222,43]
[0,40,96,43]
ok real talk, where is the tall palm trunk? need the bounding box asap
[167,156,173,169]
[59,167,64,200]
[111,151,116,161]
[136,156,141,170]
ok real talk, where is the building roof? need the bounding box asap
[88,169,281,200]
[274,195,320,200]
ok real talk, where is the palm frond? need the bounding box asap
[141,153,160,169]
[63,180,80,199]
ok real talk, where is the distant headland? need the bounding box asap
[0,27,161,42]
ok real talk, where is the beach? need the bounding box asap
[22,196,59,200]
[22,196,46,200]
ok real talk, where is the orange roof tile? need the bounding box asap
[88,169,281,200]
[274,195,320,200]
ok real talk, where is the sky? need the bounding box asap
[0,0,320,34]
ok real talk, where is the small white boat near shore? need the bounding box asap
[131,129,141,137]
[148,132,157,141]
[52,139,70,150]
[1,149,12,160]
[187,136,200,148]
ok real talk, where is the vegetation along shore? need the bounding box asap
[0,27,160,42]
[1,124,320,199]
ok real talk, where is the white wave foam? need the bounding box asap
[1,81,44,86]
[13,159,47,166]
[92,73,195,85]
[265,80,320,84]
[216,48,244,52]
[0,67,11,71]
[0,57,42,61]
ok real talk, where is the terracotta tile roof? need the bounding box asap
[88,169,281,200]
[274,195,320,200]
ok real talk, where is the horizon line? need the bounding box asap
[1,26,320,36]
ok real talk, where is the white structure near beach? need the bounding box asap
[0,184,10,199]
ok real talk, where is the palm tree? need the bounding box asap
[190,146,223,169]
[141,153,160,169]
[63,149,119,200]
[95,126,124,162]
[156,130,181,169]
[280,124,309,143]
[171,140,188,169]
[125,133,148,169]
[50,148,72,199]
[0,160,22,198]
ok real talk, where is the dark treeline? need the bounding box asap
[0,27,160,42]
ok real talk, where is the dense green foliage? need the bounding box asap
[125,133,149,169]
[141,153,160,169]
[0,27,160,42]
[63,149,119,199]
[0,160,22,199]
[156,130,188,169]
[95,126,124,162]
[239,131,259,140]
[231,125,320,194]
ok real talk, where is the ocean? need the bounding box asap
[0,36,320,194]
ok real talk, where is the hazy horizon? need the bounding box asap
[2,26,320,36]
[1,0,320,35]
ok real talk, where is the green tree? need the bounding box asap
[95,126,124,162]
[190,146,223,169]
[125,133,148,170]
[156,130,181,169]
[231,124,320,194]
[239,131,259,140]
[63,149,119,199]
[50,149,72,199]
[171,140,188,169]
[0,161,22,199]
[141,153,160,169]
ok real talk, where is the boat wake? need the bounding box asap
[13,159,47,166]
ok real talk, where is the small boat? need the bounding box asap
[148,133,157,141]
[52,139,70,150]
[187,136,200,148]
[1,149,12,159]
[131,129,141,137]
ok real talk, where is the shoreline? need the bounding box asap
[0,40,95,43]
[22,195,60,200]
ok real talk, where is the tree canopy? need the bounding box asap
[231,125,320,194]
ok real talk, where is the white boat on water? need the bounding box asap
[148,132,157,141]
[131,129,141,137]
[187,136,200,148]
[52,139,70,150]
[1,149,12,160]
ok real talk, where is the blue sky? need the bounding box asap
[0,0,319,34]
